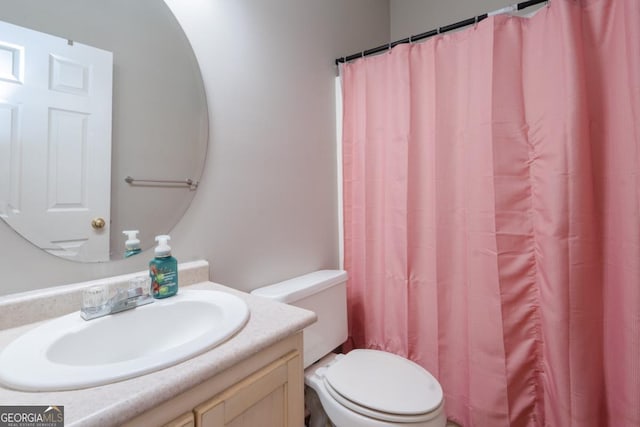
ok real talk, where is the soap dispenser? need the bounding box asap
[122,230,141,258]
[149,235,178,298]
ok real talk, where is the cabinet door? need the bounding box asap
[195,351,303,427]
[163,411,195,427]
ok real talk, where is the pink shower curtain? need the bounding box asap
[341,1,639,426]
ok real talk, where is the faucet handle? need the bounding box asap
[82,286,108,310]
[110,283,129,301]
[128,276,150,297]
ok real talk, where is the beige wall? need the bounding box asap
[391,0,517,40]
[0,0,389,295]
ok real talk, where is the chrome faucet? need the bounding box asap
[81,277,154,321]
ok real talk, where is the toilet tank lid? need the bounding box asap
[251,270,347,303]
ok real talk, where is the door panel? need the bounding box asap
[0,19,113,261]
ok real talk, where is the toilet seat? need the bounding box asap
[322,349,443,423]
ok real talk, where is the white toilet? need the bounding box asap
[251,270,447,427]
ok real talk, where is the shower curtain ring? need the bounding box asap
[474,15,479,29]
[409,35,413,44]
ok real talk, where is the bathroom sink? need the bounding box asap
[0,290,249,391]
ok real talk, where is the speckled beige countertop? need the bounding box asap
[0,279,316,426]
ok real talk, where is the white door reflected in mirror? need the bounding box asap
[0,19,113,262]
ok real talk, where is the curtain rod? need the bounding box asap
[335,0,548,66]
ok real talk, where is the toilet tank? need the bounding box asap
[251,270,348,368]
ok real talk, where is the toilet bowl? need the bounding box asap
[251,270,446,427]
[305,352,446,427]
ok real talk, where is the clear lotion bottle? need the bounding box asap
[149,235,178,298]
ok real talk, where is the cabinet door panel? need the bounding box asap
[199,404,224,426]
[225,363,287,421]
[195,351,301,427]
[163,411,195,427]
[227,385,285,427]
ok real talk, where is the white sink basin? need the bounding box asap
[0,290,249,391]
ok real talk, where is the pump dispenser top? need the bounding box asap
[154,235,172,257]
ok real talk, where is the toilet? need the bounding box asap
[251,270,447,427]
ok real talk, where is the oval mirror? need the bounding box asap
[0,0,208,262]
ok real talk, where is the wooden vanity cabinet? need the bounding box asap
[126,332,304,427]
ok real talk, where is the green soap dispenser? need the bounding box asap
[149,235,178,299]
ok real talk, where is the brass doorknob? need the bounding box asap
[91,217,106,230]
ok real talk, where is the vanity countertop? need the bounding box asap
[0,281,316,427]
